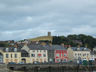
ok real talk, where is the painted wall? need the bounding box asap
[73,51,91,61]
[29,50,48,63]
[67,48,74,61]
[55,50,68,63]
[3,52,21,64]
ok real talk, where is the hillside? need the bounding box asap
[29,36,53,42]
[52,34,96,50]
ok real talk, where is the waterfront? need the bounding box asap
[7,70,96,72]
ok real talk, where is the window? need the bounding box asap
[11,54,12,58]
[61,54,63,56]
[38,54,41,57]
[78,53,81,56]
[56,54,59,57]
[31,54,35,57]
[56,59,61,62]
[14,48,17,52]
[75,53,77,56]
[44,59,46,62]
[44,50,46,52]
[6,54,8,58]
[83,54,86,56]
[63,59,66,62]
[64,54,66,56]
[33,50,35,52]
[6,48,9,52]
[15,54,17,58]
[36,59,39,61]
[43,54,46,57]
[49,59,53,62]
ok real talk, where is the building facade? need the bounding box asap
[67,47,91,61]
[3,47,21,64]
[29,45,48,63]
[55,49,68,63]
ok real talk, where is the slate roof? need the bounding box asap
[28,44,47,50]
[3,47,21,52]
[0,47,5,52]
[71,47,90,51]
[27,44,67,50]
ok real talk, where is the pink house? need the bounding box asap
[55,49,68,63]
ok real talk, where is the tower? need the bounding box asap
[48,32,51,36]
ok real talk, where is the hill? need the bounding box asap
[52,34,96,50]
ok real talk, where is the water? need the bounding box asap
[11,70,96,72]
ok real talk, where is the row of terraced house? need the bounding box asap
[0,43,94,64]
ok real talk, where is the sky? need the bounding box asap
[0,0,96,41]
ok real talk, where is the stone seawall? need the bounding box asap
[0,64,10,72]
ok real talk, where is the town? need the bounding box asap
[0,32,96,65]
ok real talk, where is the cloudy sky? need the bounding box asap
[0,0,96,41]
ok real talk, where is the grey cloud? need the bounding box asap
[0,0,96,40]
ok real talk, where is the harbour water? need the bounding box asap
[11,71,96,72]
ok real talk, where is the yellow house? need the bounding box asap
[67,47,91,61]
[3,47,21,64]
[0,47,4,63]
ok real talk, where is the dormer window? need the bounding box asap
[14,48,17,52]
[6,48,9,52]
[77,48,80,50]
[84,48,87,50]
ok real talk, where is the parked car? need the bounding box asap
[33,61,40,64]
[18,62,24,64]
[8,62,16,64]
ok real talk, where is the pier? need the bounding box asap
[7,63,96,72]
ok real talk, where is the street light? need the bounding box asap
[77,60,79,72]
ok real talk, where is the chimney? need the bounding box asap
[68,45,71,48]
[61,43,64,47]
[48,32,51,36]
[49,43,52,47]
[77,45,80,50]
[77,45,80,48]
[14,44,18,48]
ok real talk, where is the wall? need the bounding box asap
[29,50,48,63]
[3,52,21,64]
[67,48,74,61]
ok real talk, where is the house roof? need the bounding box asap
[71,47,90,51]
[3,47,21,52]
[27,44,67,50]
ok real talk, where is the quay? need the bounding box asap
[7,63,96,72]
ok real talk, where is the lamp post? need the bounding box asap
[77,59,80,72]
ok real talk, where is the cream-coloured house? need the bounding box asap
[29,45,48,63]
[67,47,74,61]
[21,44,48,63]
[67,47,91,61]
[29,50,48,63]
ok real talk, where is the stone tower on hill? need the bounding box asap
[29,32,53,42]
